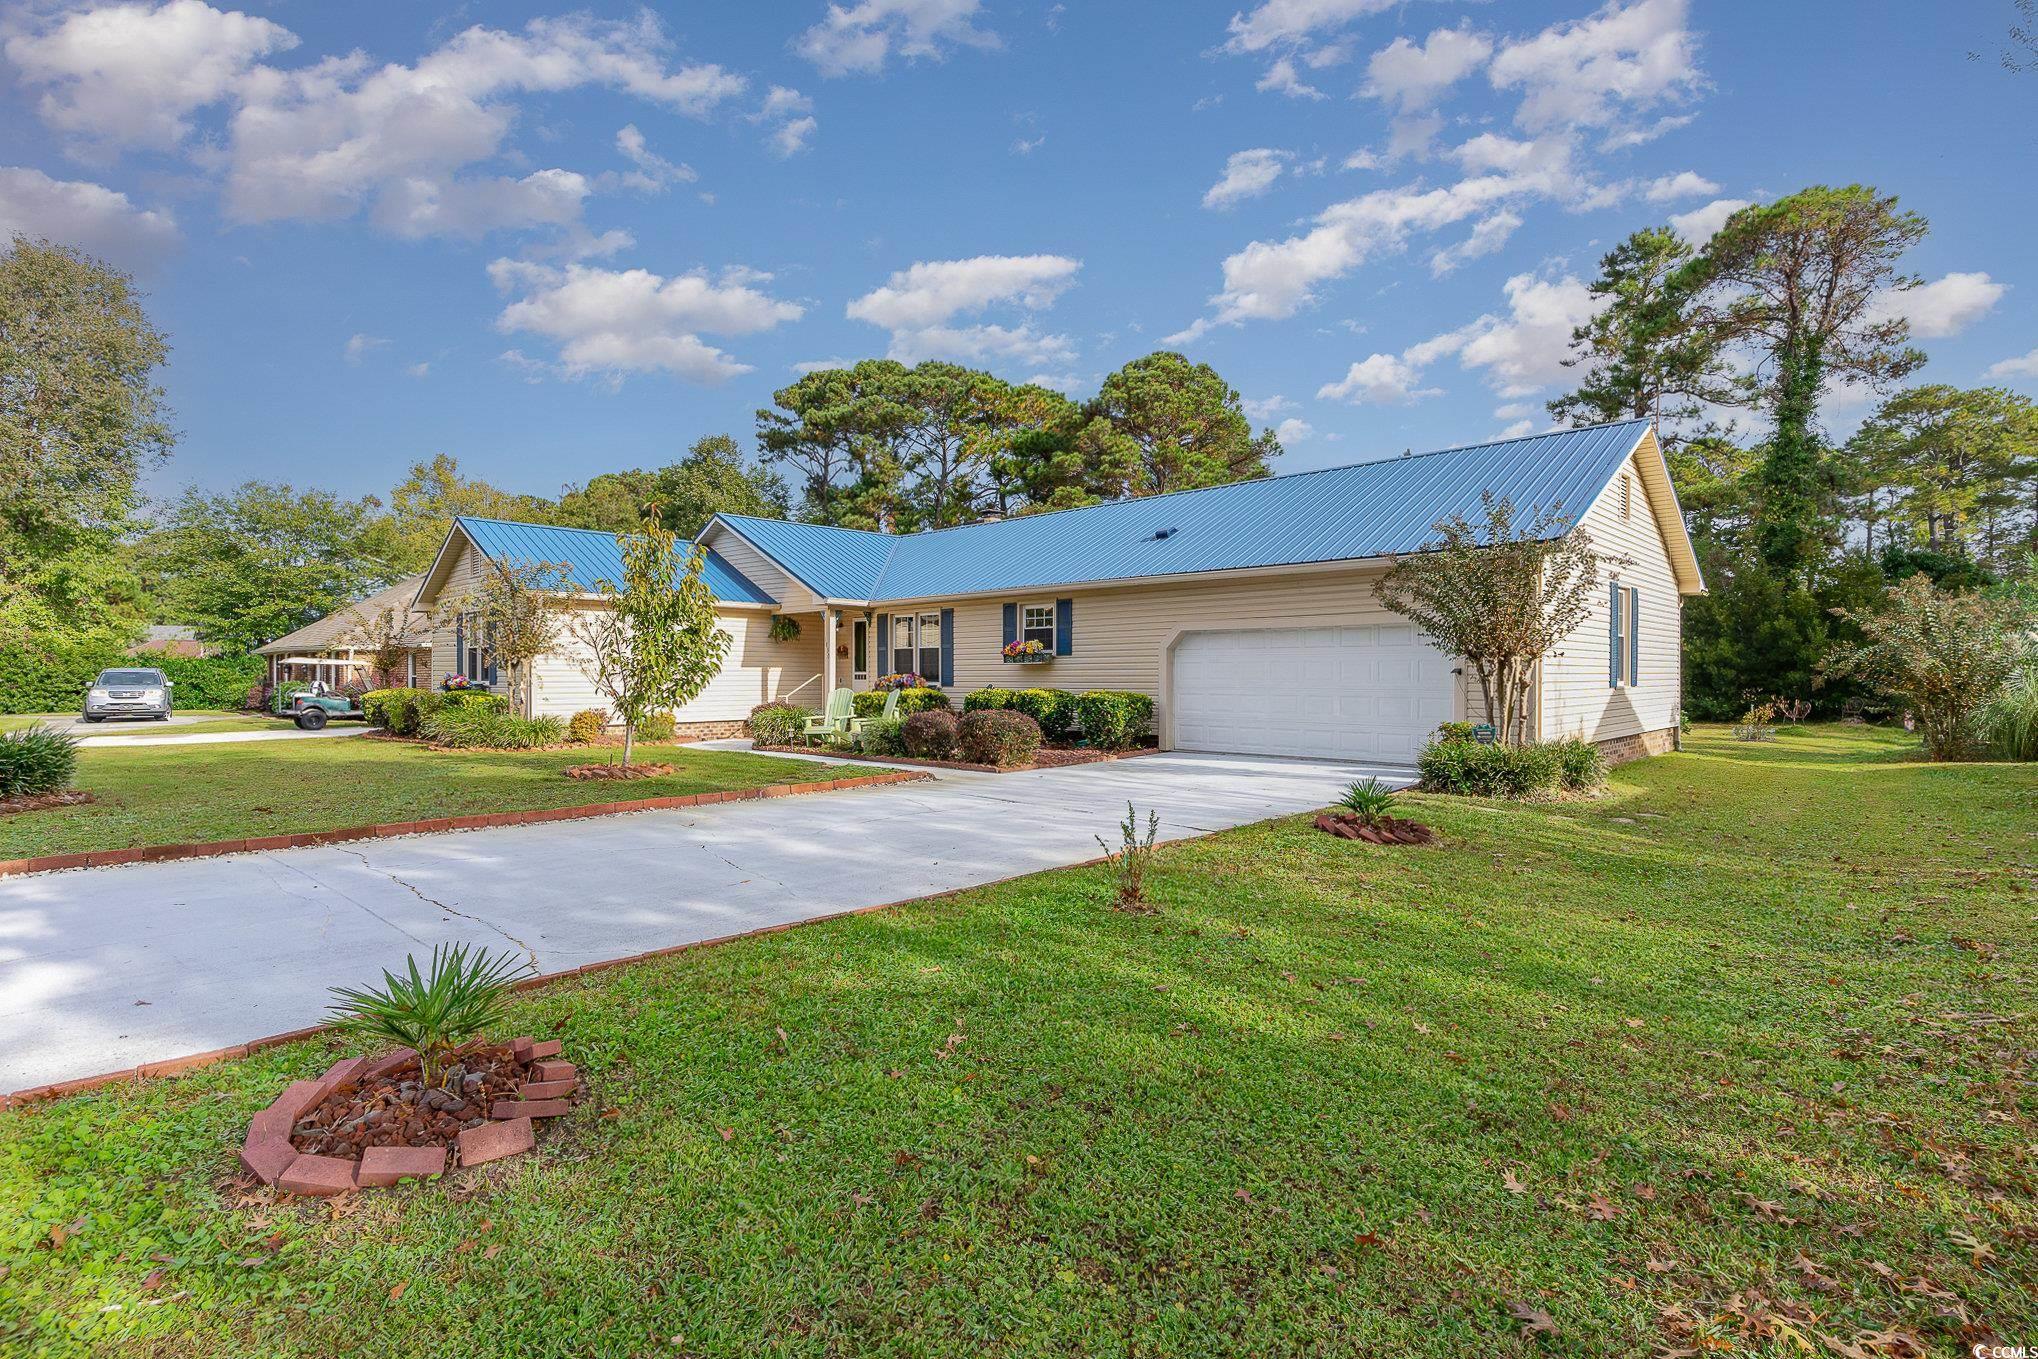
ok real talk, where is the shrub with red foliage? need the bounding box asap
[957,709,1042,768]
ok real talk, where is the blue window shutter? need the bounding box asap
[453,614,464,676]
[1055,598,1073,655]
[1002,602,1018,647]
[939,608,955,687]
[1608,580,1622,687]
[1627,587,1640,685]
[875,613,888,674]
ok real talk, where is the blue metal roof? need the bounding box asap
[455,517,778,606]
[714,420,1653,602]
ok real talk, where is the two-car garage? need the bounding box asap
[1167,624,1455,765]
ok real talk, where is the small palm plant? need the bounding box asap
[1336,777,1399,827]
[1096,801,1161,912]
[326,944,535,1089]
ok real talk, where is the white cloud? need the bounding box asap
[1496,418,1536,438]
[847,254,1079,329]
[1986,348,2038,380]
[1600,112,1696,150]
[795,0,998,77]
[1317,353,1441,404]
[1224,0,1399,54]
[615,125,696,189]
[1872,271,2006,339]
[1441,272,1600,396]
[1012,135,1045,155]
[1362,26,1493,111]
[1241,393,1295,419]
[406,361,431,378]
[1428,210,1522,276]
[792,357,858,374]
[0,166,179,266]
[489,259,803,384]
[1274,416,1314,443]
[1488,0,1703,134]
[847,253,1082,369]
[1203,148,1289,210]
[5,0,296,151]
[750,86,817,157]
[343,332,387,363]
[1255,56,1325,99]
[1667,196,1749,243]
[1643,170,1716,202]
[372,169,592,239]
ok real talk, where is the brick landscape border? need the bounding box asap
[0,769,927,880]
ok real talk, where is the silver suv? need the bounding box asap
[83,667,174,722]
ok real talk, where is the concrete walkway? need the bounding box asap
[75,725,368,748]
[1,751,1410,1092]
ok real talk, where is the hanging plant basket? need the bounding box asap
[769,615,802,643]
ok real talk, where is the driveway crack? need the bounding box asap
[270,856,425,946]
[332,847,539,968]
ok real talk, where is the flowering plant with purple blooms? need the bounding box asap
[1002,639,1049,661]
[874,672,922,691]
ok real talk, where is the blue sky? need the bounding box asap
[3,0,2034,505]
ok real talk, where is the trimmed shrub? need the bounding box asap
[854,686,950,719]
[748,701,810,746]
[567,708,608,743]
[1417,738,1563,800]
[1013,687,1077,741]
[957,709,1042,768]
[1074,690,1154,750]
[413,689,507,725]
[0,723,80,797]
[637,711,677,742]
[962,687,1019,712]
[901,709,959,759]
[0,645,265,714]
[856,715,907,756]
[1552,737,1608,791]
[419,706,565,749]
[1435,720,1476,743]
[363,687,429,735]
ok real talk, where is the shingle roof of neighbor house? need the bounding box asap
[715,419,1664,602]
[454,517,777,605]
[257,575,432,655]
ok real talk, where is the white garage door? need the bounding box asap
[1170,625,1453,763]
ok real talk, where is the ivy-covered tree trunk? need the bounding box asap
[1756,336,1828,584]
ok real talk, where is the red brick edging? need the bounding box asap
[0,770,926,880]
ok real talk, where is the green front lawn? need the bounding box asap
[0,739,836,859]
[2,725,2032,1356]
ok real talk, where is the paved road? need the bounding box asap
[1,752,1410,1092]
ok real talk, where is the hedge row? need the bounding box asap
[962,686,1152,749]
[0,646,265,715]
[361,687,506,736]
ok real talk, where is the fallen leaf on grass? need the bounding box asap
[1586,1193,1620,1221]
[140,1269,167,1291]
[1353,1232,1387,1248]
[1503,1170,1528,1196]
[388,1281,408,1301]
[1506,1301,1557,1336]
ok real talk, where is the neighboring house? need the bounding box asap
[127,625,214,659]
[411,420,1703,763]
[255,574,434,689]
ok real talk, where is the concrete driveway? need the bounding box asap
[1,752,1411,1093]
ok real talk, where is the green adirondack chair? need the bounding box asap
[802,687,855,743]
[848,688,900,739]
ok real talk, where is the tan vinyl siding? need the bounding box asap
[529,606,828,723]
[888,565,1476,746]
[1538,451,1684,742]
[423,533,489,690]
[704,531,816,611]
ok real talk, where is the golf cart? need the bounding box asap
[270,657,368,730]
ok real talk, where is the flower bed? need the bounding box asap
[1312,811,1436,845]
[239,1035,581,1195]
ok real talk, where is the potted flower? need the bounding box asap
[1002,639,1051,665]
[874,672,923,691]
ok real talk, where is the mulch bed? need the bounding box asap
[752,743,1160,774]
[563,762,675,780]
[240,1036,584,1194]
[0,789,93,817]
[1313,811,1438,845]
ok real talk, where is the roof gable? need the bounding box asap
[418,518,778,607]
[712,420,1673,601]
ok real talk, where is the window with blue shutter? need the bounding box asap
[939,608,955,687]
[1054,597,1073,656]
[1002,602,1018,649]
[1626,587,1640,686]
[1608,580,1623,688]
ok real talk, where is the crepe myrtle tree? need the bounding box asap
[1375,494,1611,746]
[461,558,568,714]
[1821,574,2031,761]
[567,509,731,765]
[341,597,437,690]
